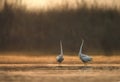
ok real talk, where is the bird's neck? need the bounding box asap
[79,40,84,56]
[60,40,63,55]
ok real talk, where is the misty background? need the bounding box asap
[0,0,120,55]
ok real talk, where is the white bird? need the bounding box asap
[56,40,64,63]
[78,39,92,65]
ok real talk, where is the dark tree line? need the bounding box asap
[0,3,120,55]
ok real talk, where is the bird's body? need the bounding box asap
[78,40,92,64]
[56,40,64,63]
[56,55,64,63]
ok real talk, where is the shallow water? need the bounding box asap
[0,64,120,82]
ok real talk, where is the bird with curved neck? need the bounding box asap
[56,40,64,63]
[78,39,92,65]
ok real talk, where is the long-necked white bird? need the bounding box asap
[56,40,64,63]
[78,39,92,65]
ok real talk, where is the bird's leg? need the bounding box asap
[58,62,62,67]
[84,63,86,69]
[59,63,61,67]
[84,63,87,69]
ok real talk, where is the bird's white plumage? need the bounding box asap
[78,39,92,63]
[56,40,64,63]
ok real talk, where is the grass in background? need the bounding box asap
[0,52,120,64]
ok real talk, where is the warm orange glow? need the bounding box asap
[23,0,48,9]
[0,52,120,64]
[22,0,120,10]
[2,0,120,11]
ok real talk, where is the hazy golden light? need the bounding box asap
[22,0,67,10]
[21,0,120,11]
[1,0,120,11]
[23,0,48,9]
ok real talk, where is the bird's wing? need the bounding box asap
[57,54,63,59]
[82,54,91,58]
[82,56,90,60]
[82,55,92,61]
[56,56,59,60]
